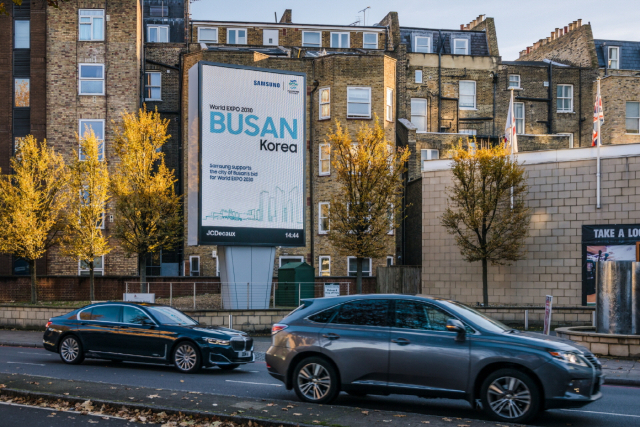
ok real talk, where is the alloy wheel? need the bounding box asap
[60,337,79,362]
[174,344,197,371]
[487,376,532,419]
[297,362,331,401]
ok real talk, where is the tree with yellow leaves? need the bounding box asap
[111,107,181,292]
[61,129,111,301]
[0,135,70,304]
[1,0,66,16]
[326,119,410,293]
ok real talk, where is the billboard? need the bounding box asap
[190,62,306,246]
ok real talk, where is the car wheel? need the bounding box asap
[480,368,540,424]
[219,364,240,371]
[173,342,201,373]
[59,335,84,365]
[293,357,339,404]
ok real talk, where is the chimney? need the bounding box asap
[527,46,531,54]
[577,19,582,27]
[479,14,486,22]
[279,9,292,24]
[551,31,556,41]
[564,26,569,34]
[569,23,574,31]
[460,24,464,30]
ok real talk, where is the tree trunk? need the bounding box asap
[29,259,37,305]
[89,261,95,302]
[482,257,488,307]
[356,257,363,294]
[138,253,147,293]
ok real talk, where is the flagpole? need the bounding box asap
[596,78,601,209]
[510,88,515,209]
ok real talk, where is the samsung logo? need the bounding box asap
[254,80,280,88]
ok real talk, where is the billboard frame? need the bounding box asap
[196,61,307,247]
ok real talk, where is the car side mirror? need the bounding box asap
[446,319,466,342]
[141,318,155,327]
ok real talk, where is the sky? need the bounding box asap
[190,0,639,60]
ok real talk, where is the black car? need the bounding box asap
[43,302,253,373]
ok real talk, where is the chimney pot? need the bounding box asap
[569,23,574,31]
[480,14,486,21]
[527,46,531,54]
[460,24,464,30]
[551,31,556,40]
[577,19,582,27]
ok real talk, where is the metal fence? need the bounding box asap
[125,281,350,310]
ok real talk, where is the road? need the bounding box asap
[1,345,639,427]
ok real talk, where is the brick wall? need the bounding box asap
[516,23,598,68]
[600,74,640,146]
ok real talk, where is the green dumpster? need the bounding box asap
[276,262,315,307]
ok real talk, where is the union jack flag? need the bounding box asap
[592,82,604,147]
[504,90,518,153]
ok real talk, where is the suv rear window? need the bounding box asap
[331,299,389,327]
[308,306,338,323]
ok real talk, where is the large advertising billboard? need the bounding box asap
[194,62,306,246]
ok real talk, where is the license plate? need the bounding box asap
[237,351,251,358]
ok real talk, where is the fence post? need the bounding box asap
[229,314,233,329]
[193,283,196,310]
[170,283,173,307]
[298,283,301,306]
[592,311,596,328]
[524,310,529,331]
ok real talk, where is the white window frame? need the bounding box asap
[302,31,322,47]
[414,36,430,53]
[144,71,162,101]
[227,28,247,45]
[363,32,378,49]
[411,98,428,133]
[421,149,439,170]
[347,257,372,277]
[330,32,350,48]
[319,143,330,176]
[189,255,200,277]
[415,69,423,84]
[319,256,331,276]
[78,9,104,41]
[346,86,372,119]
[78,63,105,96]
[387,256,394,266]
[608,46,620,69]
[458,129,477,136]
[78,255,104,276]
[197,27,218,43]
[453,38,468,55]
[318,202,330,234]
[514,102,525,135]
[279,256,304,267]
[459,80,476,110]
[626,101,640,135]
[78,119,105,161]
[147,25,169,43]
[557,132,574,148]
[319,87,330,120]
[557,84,573,113]
[386,88,393,122]
[508,74,521,89]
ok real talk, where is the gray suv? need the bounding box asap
[265,295,603,424]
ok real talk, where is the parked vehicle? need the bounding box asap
[265,294,603,424]
[43,302,253,373]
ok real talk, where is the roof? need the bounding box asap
[399,27,490,56]
[191,20,386,32]
[201,45,290,56]
[504,59,571,68]
[594,39,640,70]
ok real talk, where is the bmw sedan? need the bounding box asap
[43,302,253,373]
[266,294,603,424]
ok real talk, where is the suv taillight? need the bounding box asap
[272,324,288,335]
[45,320,52,329]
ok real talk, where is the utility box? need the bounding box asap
[276,262,315,306]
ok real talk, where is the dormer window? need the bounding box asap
[453,38,468,55]
[414,36,430,53]
[608,46,620,69]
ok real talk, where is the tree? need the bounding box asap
[440,140,530,307]
[1,0,66,16]
[61,129,111,301]
[111,107,181,292]
[0,135,70,304]
[326,119,410,294]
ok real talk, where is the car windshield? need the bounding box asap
[439,300,511,333]
[147,306,197,326]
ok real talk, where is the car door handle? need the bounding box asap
[322,333,340,340]
[391,338,411,345]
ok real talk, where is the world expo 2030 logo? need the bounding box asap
[288,79,299,95]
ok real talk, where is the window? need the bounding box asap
[319,87,330,119]
[302,31,321,47]
[227,28,247,45]
[79,256,104,276]
[363,33,378,49]
[346,87,371,119]
[149,4,168,17]
[319,202,330,234]
[415,69,423,84]
[458,129,476,136]
[147,25,169,43]
[330,32,350,48]
[627,102,640,134]
[608,46,620,69]
[263,29,279,46]
[514,102,525,134]
[453,38,468,55]
[79,10,104,41]
[14,20,29,48]
[508,74,521,89]
[88,304,119,322]
[309,306,337,323]
[78,119,105,161]
[459,81,476,109]
[122,306,154,325]
[331,299,389,327]
[198,27,218,43]
[386,88,393,122]
[414,36,430,53]
[421,149,439,162]
[14,78,29,107]
[347,257,372,277]
[319,256,331,276]
[145,71,162,100]
[78,64,105,95]
[394,300,456,331]
[411,98,427,132]
[557,84,573,112]
[189,256,200,276]
[319,143,330,176]
[279,256,304,267]
[387,256,393,267]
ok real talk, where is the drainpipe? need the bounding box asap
[547,61,553,134]
[308,64,320,270]
[437,29,443,132]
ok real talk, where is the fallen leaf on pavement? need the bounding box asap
[147,395,160,399]
[394,414,406,417]
[362,411,369,415]
[421,422,430,424]
[293,413,302,416]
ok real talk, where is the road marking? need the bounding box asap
[7,362,45,366]
[225,380,282,387]
[17,351,51,356]
[561,409,640,418]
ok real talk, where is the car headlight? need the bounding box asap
[549,351,588,367]
[204,337,230,346]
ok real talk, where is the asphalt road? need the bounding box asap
[1,346,640,427]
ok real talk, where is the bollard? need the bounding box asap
[524,310,529,331]
[229,314,233,329]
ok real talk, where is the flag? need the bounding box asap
[592,81,604,146]
[504,90,518,153]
